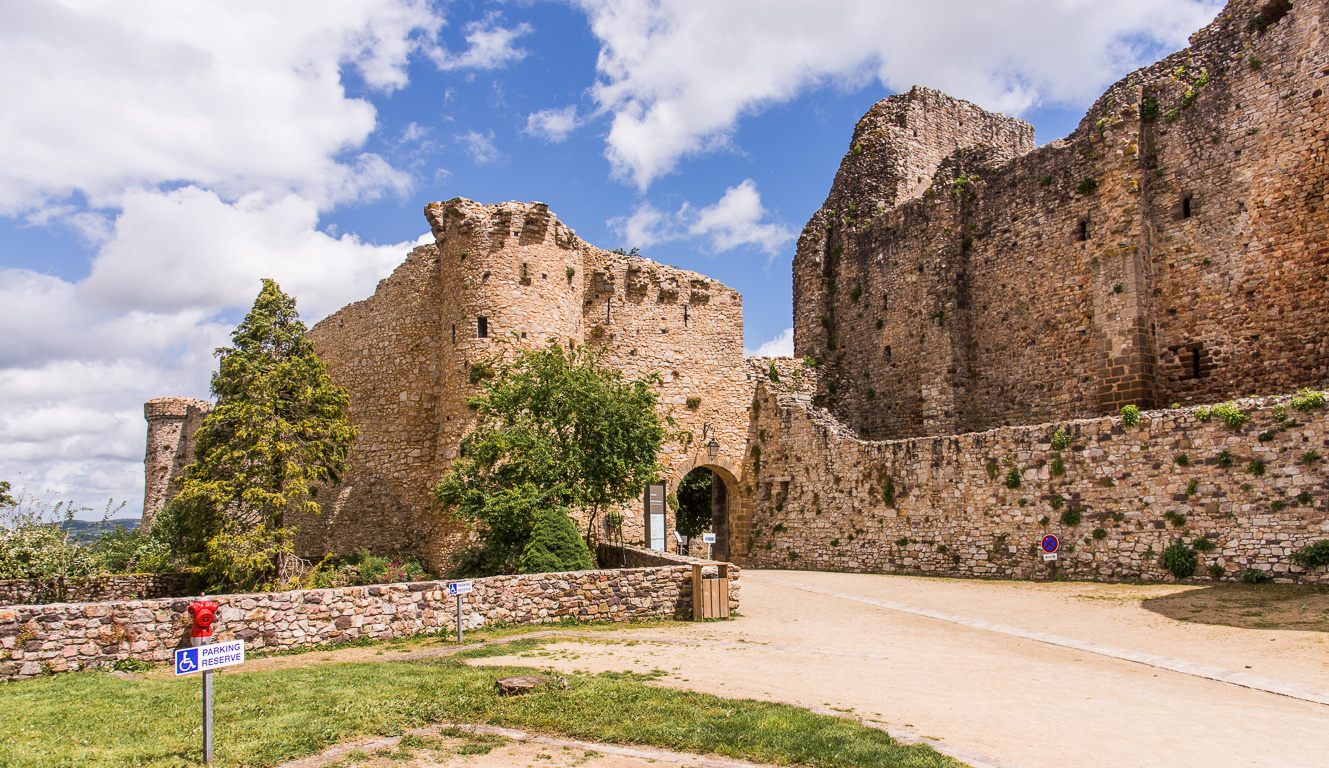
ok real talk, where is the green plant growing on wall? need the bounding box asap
[1051,429,1071,451]
[875,318,884,330]
[1050,456,1066,477]
[1040,175,1053,186]
[1186,479,1198,496]
[985,460,999,480]
[1098,478,1116,488]
[849,283,862,302]
[767,360,780,383]
[1272,404,1287,422]
[1270,500,1287,512]
[1163,510,1187,527]
[1208,564,1225,578]
[1120,404,1141,426]
[1258,431,1275,442]
[1140,96,1160,122]
[1112,512,1125,522]
[1302,450,1322,466]
[1212,402,1247,428]
[1192,536,1215,552]
[1004,467,1022,489]
[1039,516,1051,527]
[1216,450,1233,467]
[1175,454,1190,467]
[1248,56,1263,70]
[1060,509,1082,526]
[882,477,896,507]
[1090,527,1106,540]
[895,537,909,547]
[1194,405,1212,421]
[865,387,876,399]
[1049,495,1065,510]
[1077,177,1099,195]
[1241,568,1270,584]
[1292,388,1326,412]
[686,397,702,409]
[1161,541,1198,578]
[1246,459,1265,477]
[1292,541,1329,569]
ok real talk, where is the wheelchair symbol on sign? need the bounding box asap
[177,650,198,673]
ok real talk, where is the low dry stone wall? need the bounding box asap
[747,383,1329,584]
[599,545,741,614]
[0,574,188,607]
[0,556,736,682]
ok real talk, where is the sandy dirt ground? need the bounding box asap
[463,571,1329,768]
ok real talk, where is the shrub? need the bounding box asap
[1050,456,1067,477]
[1292,540,1329,569]
[882,477,896,506]
[1216,450,1234,467]
[469,361,495,384]
[985,460,999,480]
[566,266,576,280]
[1050,495,1065,510]
[1051,429,1072,451]
[1258,431,1275,442]
[1091,528,1107,540]
[1208,563,1225,578]
[1194,405,1212,421]
[1077,178,1099,196]
[1246,459,1265,477]
[686,396,702,409]
[895,537,909,547]
[1249,56,1262,71]
[1302,450,1321,466]
[1060,509,1082,527]
[1212,402,1247,428]
[1175,454,1189,467]
[1004,467,1022,489]
[1272,404,1288,422]
[1192,536,1215,552]
[849,283,862,302]
[1297,491,1313,505]
[1185,479,1198,496]
[1241,568,1270,584]
[1161,542,1198,578]
[1163,510,1187,527]
[1039,516,1051,527]
[1040,175,1053,186]
[1291,388,1326,412]
[1140,96,1160,123]
[1120,404,1141,426]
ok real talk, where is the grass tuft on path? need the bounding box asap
[0,656,958,768]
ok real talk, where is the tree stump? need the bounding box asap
[494,674,567,695]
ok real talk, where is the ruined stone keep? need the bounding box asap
[144,0,1329,582]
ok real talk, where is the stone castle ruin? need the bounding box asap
[145,0,1329,582]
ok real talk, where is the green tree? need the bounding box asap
[164,279,357,591]
[433,341,674,575]
[675,469,713,538]
[0,480,14,508]
[519,508,595,574]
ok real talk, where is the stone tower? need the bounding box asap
[141,397,212,528]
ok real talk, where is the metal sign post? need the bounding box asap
[175,638,245,764]
[448,581,473,643]
[702,532,717,560]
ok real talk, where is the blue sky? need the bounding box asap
[0,0,1223,516]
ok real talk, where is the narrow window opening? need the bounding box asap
[683,305,689,327]
[606,298,611,323]
[1076,220,1089,242]
[451,324,456,344]
[477,316,488,338]
[1181,196,1192,219]
[1187,346,1203,379]
[885,345,892,361]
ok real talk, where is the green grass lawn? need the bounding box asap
[0,645,959,768]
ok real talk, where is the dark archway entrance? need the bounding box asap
[668,460,746,562]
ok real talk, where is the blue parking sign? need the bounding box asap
[175,647,199,675]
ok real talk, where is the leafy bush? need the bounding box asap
[1163,510,1187,527]
[0,489,109,582]
[1247,459,1265,477]
[1050,457,1066,477]
[1212,402,1247,428]
[767,360,780,383]
[1216,450,1233,467]
[849,283,862,302]
[1060,509,1082,527]
[519,508,594,574]
[1302,450,1321,466]
[1241,568,1270,584]
[1291,540,1329,569]
[1077,178,1099,195]
[1004,467,1022,489]
[1049,495,1065,510]
[1185,479,1198,497]
[882,477,896,506]
[1039,516,1051,527]
[1091,528,1107,540]
[1140,96,1159,122]
[1120,404,1141,426]
[1297,491,1314,505]
[1161,542,1198,578]
[1291,388,1326,412]
[894,538,909,547]
[1174,454,1189,467]
[1051,429,1071,451]
[1194,405,1212,422]
[1258,431,1275,442]
[91,525,174,575]
[1192,536,1215,552]
[1208,564,1225,578]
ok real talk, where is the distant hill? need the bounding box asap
[60,517,142,544]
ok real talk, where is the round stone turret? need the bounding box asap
[142,397,212,528]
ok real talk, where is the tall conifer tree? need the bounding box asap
[165,279,357,589]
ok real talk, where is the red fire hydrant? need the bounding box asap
[189,598,217,640]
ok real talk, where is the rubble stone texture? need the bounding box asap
[141,397,212,528]
[0,546,736,681]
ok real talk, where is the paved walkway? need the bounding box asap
[469,570,1329,768]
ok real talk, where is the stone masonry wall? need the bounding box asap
[284,199,750,568]
[796,0,1329,441]
[0,558,731,682]
[598,544,741,614]
[0,574,189,607]
[141,397,212,528]
[740,374,1329,584]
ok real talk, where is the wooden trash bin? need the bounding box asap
[692,563,730,620]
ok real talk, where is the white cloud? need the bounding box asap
[0,0,445,214]
[745,328,794,359]
[609,180,795,256]
[0,1,446,514]
[525,106,583,143]
[459,130,502,164]
[573,0,1223,188]
[430,12,532,71]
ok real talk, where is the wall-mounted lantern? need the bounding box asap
[707,438,720,459]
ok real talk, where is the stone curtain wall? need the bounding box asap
[0,574,188,607]
[0,559,732,682]
[795,0,1329,441]
[742,378,1329,584]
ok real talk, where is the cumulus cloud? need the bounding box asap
[573,0,1223,188]
[459,130,502,164]
[0,1,447,513]
[0,0,445,214]
[524,106,583,143]
[430,12,532,71]
[745,328,794,359]
[610,180,795,256]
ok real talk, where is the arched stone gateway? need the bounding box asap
[666,457,751,565]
